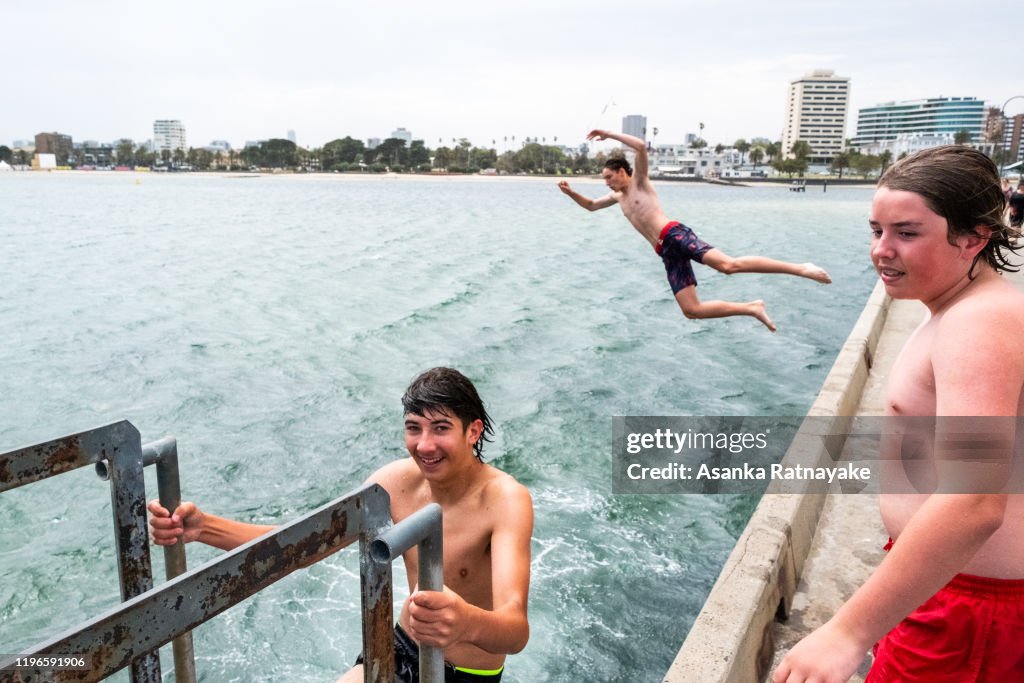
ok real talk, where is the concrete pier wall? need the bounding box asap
[663,281,892,683]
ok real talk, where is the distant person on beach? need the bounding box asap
[557,129,831,331]
[148,367,533,683]
[774,146,1024,682]
[1010,180,1024,229]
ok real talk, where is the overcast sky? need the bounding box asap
[5,1,1020,151]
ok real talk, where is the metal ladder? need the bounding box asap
[0,420,444,683]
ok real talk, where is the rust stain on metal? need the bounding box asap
[197,510,351,612]
[39,438,86,475]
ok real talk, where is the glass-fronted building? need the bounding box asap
[852,97,984,147]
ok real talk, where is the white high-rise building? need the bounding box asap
[390,127,412,145]
[622,114,647,140]
[153,120,187,155]
[781,70,850,167]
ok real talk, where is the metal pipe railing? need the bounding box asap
[143,437,197,683]
[94,435,197,683]
[1,423,443,683]
[1,421,161,682]
[370,503,445,683]
[0,483,396,682]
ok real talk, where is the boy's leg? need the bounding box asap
[701,248,831,284]
[675,286,776,332]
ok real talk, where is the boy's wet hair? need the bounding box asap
[604,155,633,177]
[878,145,1021,275]
[402,367,494,461]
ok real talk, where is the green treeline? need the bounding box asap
[15,136,604,174]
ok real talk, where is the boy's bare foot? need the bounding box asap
[801,263,832,284]
[750,300,776,332]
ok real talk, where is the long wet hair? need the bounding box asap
[877,145,1021,276]
[401,367,494,461]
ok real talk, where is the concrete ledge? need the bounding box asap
[664,281,891,683]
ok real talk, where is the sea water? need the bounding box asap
[0,172,877,682]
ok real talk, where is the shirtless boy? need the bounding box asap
[774,146,1024,682]
[558,129,831,331]
[148,367,533,683]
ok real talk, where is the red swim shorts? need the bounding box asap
[866,572,1024,682]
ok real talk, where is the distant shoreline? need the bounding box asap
[2,168,879,188]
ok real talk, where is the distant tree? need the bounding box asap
[853,153,881,178]
[0,145,11,163]
[115,139,134,165]
[734,139,751,163]
[433,146,453,170]
[714,143,725,154]
[160,149,172,166]
[322,136,366,169]
[172,148,186,166]
[260,138,299,168]
[375,137,409,169]
[879,150,893,175]
[495,150,517,174]
[954,129,973,145]
[774,157,807,177]
[470,146,498,170]
[765,141,781,163]
[690,138,708,149]
[456,138,472,168]
[831,151,851,179]
[135,145,153,167]
[790,140,812,160]
[516,142,545,172]
[409,140,430,167]
[749,147,765,169]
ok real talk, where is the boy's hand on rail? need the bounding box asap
[772,619,866,683]
[405,586,469,649]
[147,499,206,546]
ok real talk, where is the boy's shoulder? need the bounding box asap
[478,467,533,527]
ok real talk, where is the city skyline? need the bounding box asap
[4,1,1020,152]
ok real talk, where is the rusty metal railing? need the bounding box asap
[371,503,445,681]
[0,421,164,682]
[0,422,447,683]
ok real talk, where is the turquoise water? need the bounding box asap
[0,172,877,682]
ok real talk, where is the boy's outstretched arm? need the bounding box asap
[147,499,275,551]
[557,180,616,211]
[587,129,649,180]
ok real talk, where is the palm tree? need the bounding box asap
[879,150,893,175]
[734,139,751,165]
[750,147,765,169]
[831,151,851,179]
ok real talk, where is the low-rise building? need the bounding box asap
[646,143,742,178]
[857,132,956,158]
